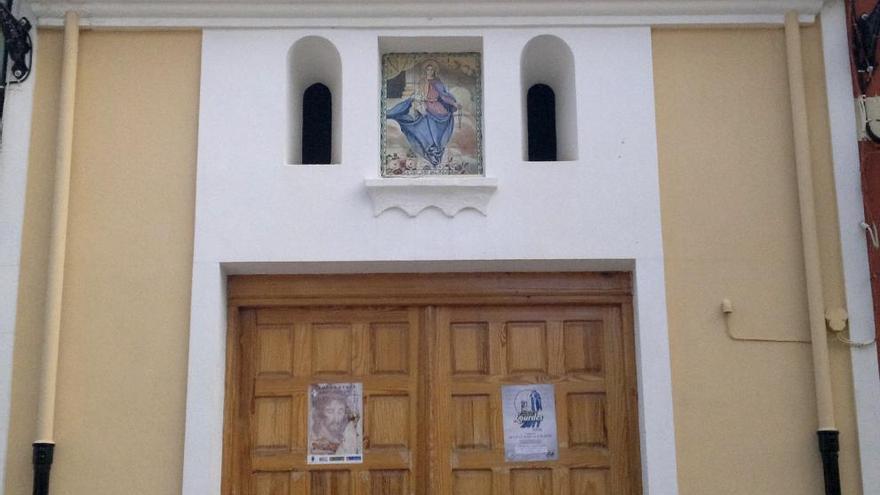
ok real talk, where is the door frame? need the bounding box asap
[181,259,679,494]
[222,272,642,494]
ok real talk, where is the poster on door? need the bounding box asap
[307,382,363,464]
[502,384,559,462]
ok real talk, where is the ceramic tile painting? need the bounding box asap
[381,52,483,176]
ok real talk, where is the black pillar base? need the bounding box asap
[817,430,841,495]
[32,442,54,495]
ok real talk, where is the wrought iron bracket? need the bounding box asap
[0,2,31,84]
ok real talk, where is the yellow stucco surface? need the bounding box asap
[4,30,201,494]
[654,25,861,494]
[2,21,865,495]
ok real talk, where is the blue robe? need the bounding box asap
[387,79,457,167]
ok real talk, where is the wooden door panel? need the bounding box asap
[366,394,410,449]
[232,307,420,495]
[506,322,549,374]
[436,305,631,495]
[452,469,492,494]
[570,469,609,495]
[370,323,410,375]
[310,323,353,375]
[509,468,553,494]
[449,323,490,376]
[452,395,493,450]
[562,321,604,375]
[252,471,290,495]
[253,396,293,452]
[369,470,409,494]
[311,471,351,495]
[567,393,607,449]
[256,326,294,375]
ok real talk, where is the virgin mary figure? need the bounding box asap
[386,60,461,168]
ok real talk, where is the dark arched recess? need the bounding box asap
[527,83,557,162]
[301,83,332,165]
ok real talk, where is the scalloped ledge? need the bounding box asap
[364,177,498,217]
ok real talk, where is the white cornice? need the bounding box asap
[28,1,824,28]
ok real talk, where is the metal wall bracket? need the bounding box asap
[0,2,31,84]
[860,221,879,248]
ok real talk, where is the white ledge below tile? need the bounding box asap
[364,177,498,217]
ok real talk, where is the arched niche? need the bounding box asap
[521,35,578,162]
[288,36,342,164]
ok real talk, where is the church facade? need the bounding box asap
[0,0,878,494]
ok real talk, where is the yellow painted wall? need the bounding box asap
[654,24,862,494]
[2,20,864,495]
[4,30,201,494]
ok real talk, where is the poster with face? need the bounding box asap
[501,384,559,462]
[307,383,363,464]
[381,52,483,176]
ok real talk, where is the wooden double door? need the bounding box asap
[223,273,641,495]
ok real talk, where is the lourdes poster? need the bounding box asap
[307,383,363,464]
[501,384,559,462]
[381,52,483,176]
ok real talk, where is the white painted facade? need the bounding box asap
[183,25,678,493]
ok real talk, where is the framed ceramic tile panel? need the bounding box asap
[381,52,483,176]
